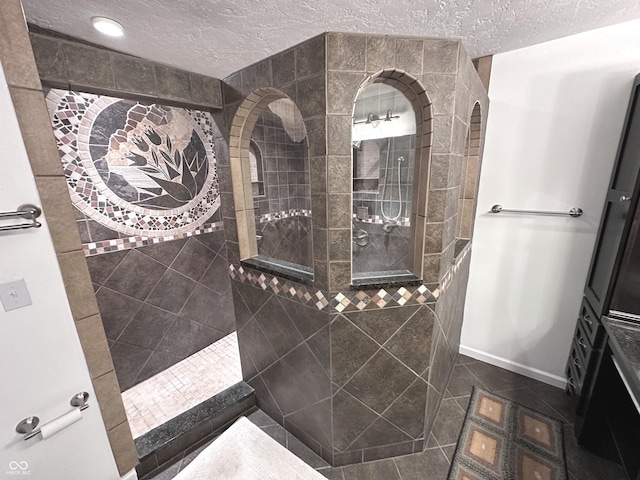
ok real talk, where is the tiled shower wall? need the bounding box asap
[251,109,310,215]
[219,32,488,467]
[30,30,232,395]
[87,230,234,391]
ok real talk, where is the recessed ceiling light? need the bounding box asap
[91,17,125,37]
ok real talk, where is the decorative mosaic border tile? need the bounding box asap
[83,221,224,256]
[257,209,312,224]
[352,213,411,227]
[229,264,436,313]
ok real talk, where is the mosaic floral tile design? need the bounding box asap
[46,89,220,238]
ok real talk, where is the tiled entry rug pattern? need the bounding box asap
[448,387,568,480]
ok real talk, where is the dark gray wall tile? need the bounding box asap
[155,65,191,102]
[61,42,115,90]
[262,343,330,415]
[344,349,416,413]
[272,49,295,87]
[146,269,197,314]
[104,249,166,301]
[327,34,366,72]
[382,378,428,438]
[366,36,396,72]
[96,287,143,340]
[296,35,325,79]
[171,237,216,282]
[396,38,424,75]
[332,389,379,451]
[112,54,157,96]
[423,39,460,74]
[297,73,326,119]
[118,303,177,350]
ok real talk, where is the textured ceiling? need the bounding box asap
[21,0,640,79]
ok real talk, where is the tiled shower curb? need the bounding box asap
[135,381,256,479]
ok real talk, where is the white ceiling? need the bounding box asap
[21,0,640,79]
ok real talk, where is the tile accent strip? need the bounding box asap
[256,209,312,224]
[229,263,436,312]
[352,213,411,227]
[83,221,224,256]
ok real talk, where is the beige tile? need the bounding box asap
[56,250,100,321]
[35,176,83,253]
[0,0,41,90]
[9,86,65,176]
[93,371,127,430]
[75,314,114,379]
[107,421,139,476]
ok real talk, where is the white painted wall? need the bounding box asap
[461,19,640,386]
[0,63,125,479]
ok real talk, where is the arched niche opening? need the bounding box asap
[456,102,482,253]
[350,71,433,286]
[229,88,312,281]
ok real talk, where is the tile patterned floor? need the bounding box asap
[145,354,627,480]
[122,332,242,438]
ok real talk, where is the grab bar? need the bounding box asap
[0,204,42,231]
[490,204,583,218]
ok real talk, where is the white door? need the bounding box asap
[0,62,122,479]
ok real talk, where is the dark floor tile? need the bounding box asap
[342,458,401,480]
[247,408,278,427]
[320,467,345,479]
[179,437,216,470]
[145,461,181,480]
[441,444,457,463]
[493,387,566,422]
[530,383,577,424]
[453,395,470,412]
[287,432,330,468]
[261,424,287,446]
[446,364,487,398]
[563,424,627,480]
[394,448,451,480]
[455,354,477,365]
[431,398,466,446]
[465,361,542,392]
[425,432,439,449]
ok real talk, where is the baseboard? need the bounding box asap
[459,345,567,389]
[121,469,138,480]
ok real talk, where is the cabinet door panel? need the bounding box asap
[585,76,640,315]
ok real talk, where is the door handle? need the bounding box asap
[620,195,632,202]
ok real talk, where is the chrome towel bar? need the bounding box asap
[490,204,583,217]
[0,204,42,231]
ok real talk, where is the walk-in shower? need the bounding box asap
[351,83,416,278]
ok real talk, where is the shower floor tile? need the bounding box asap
[122,332,242,439]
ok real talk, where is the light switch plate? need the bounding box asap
[0,279,32,311]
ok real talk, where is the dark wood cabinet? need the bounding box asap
[584,74,640,317]
[568,73,640,480]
